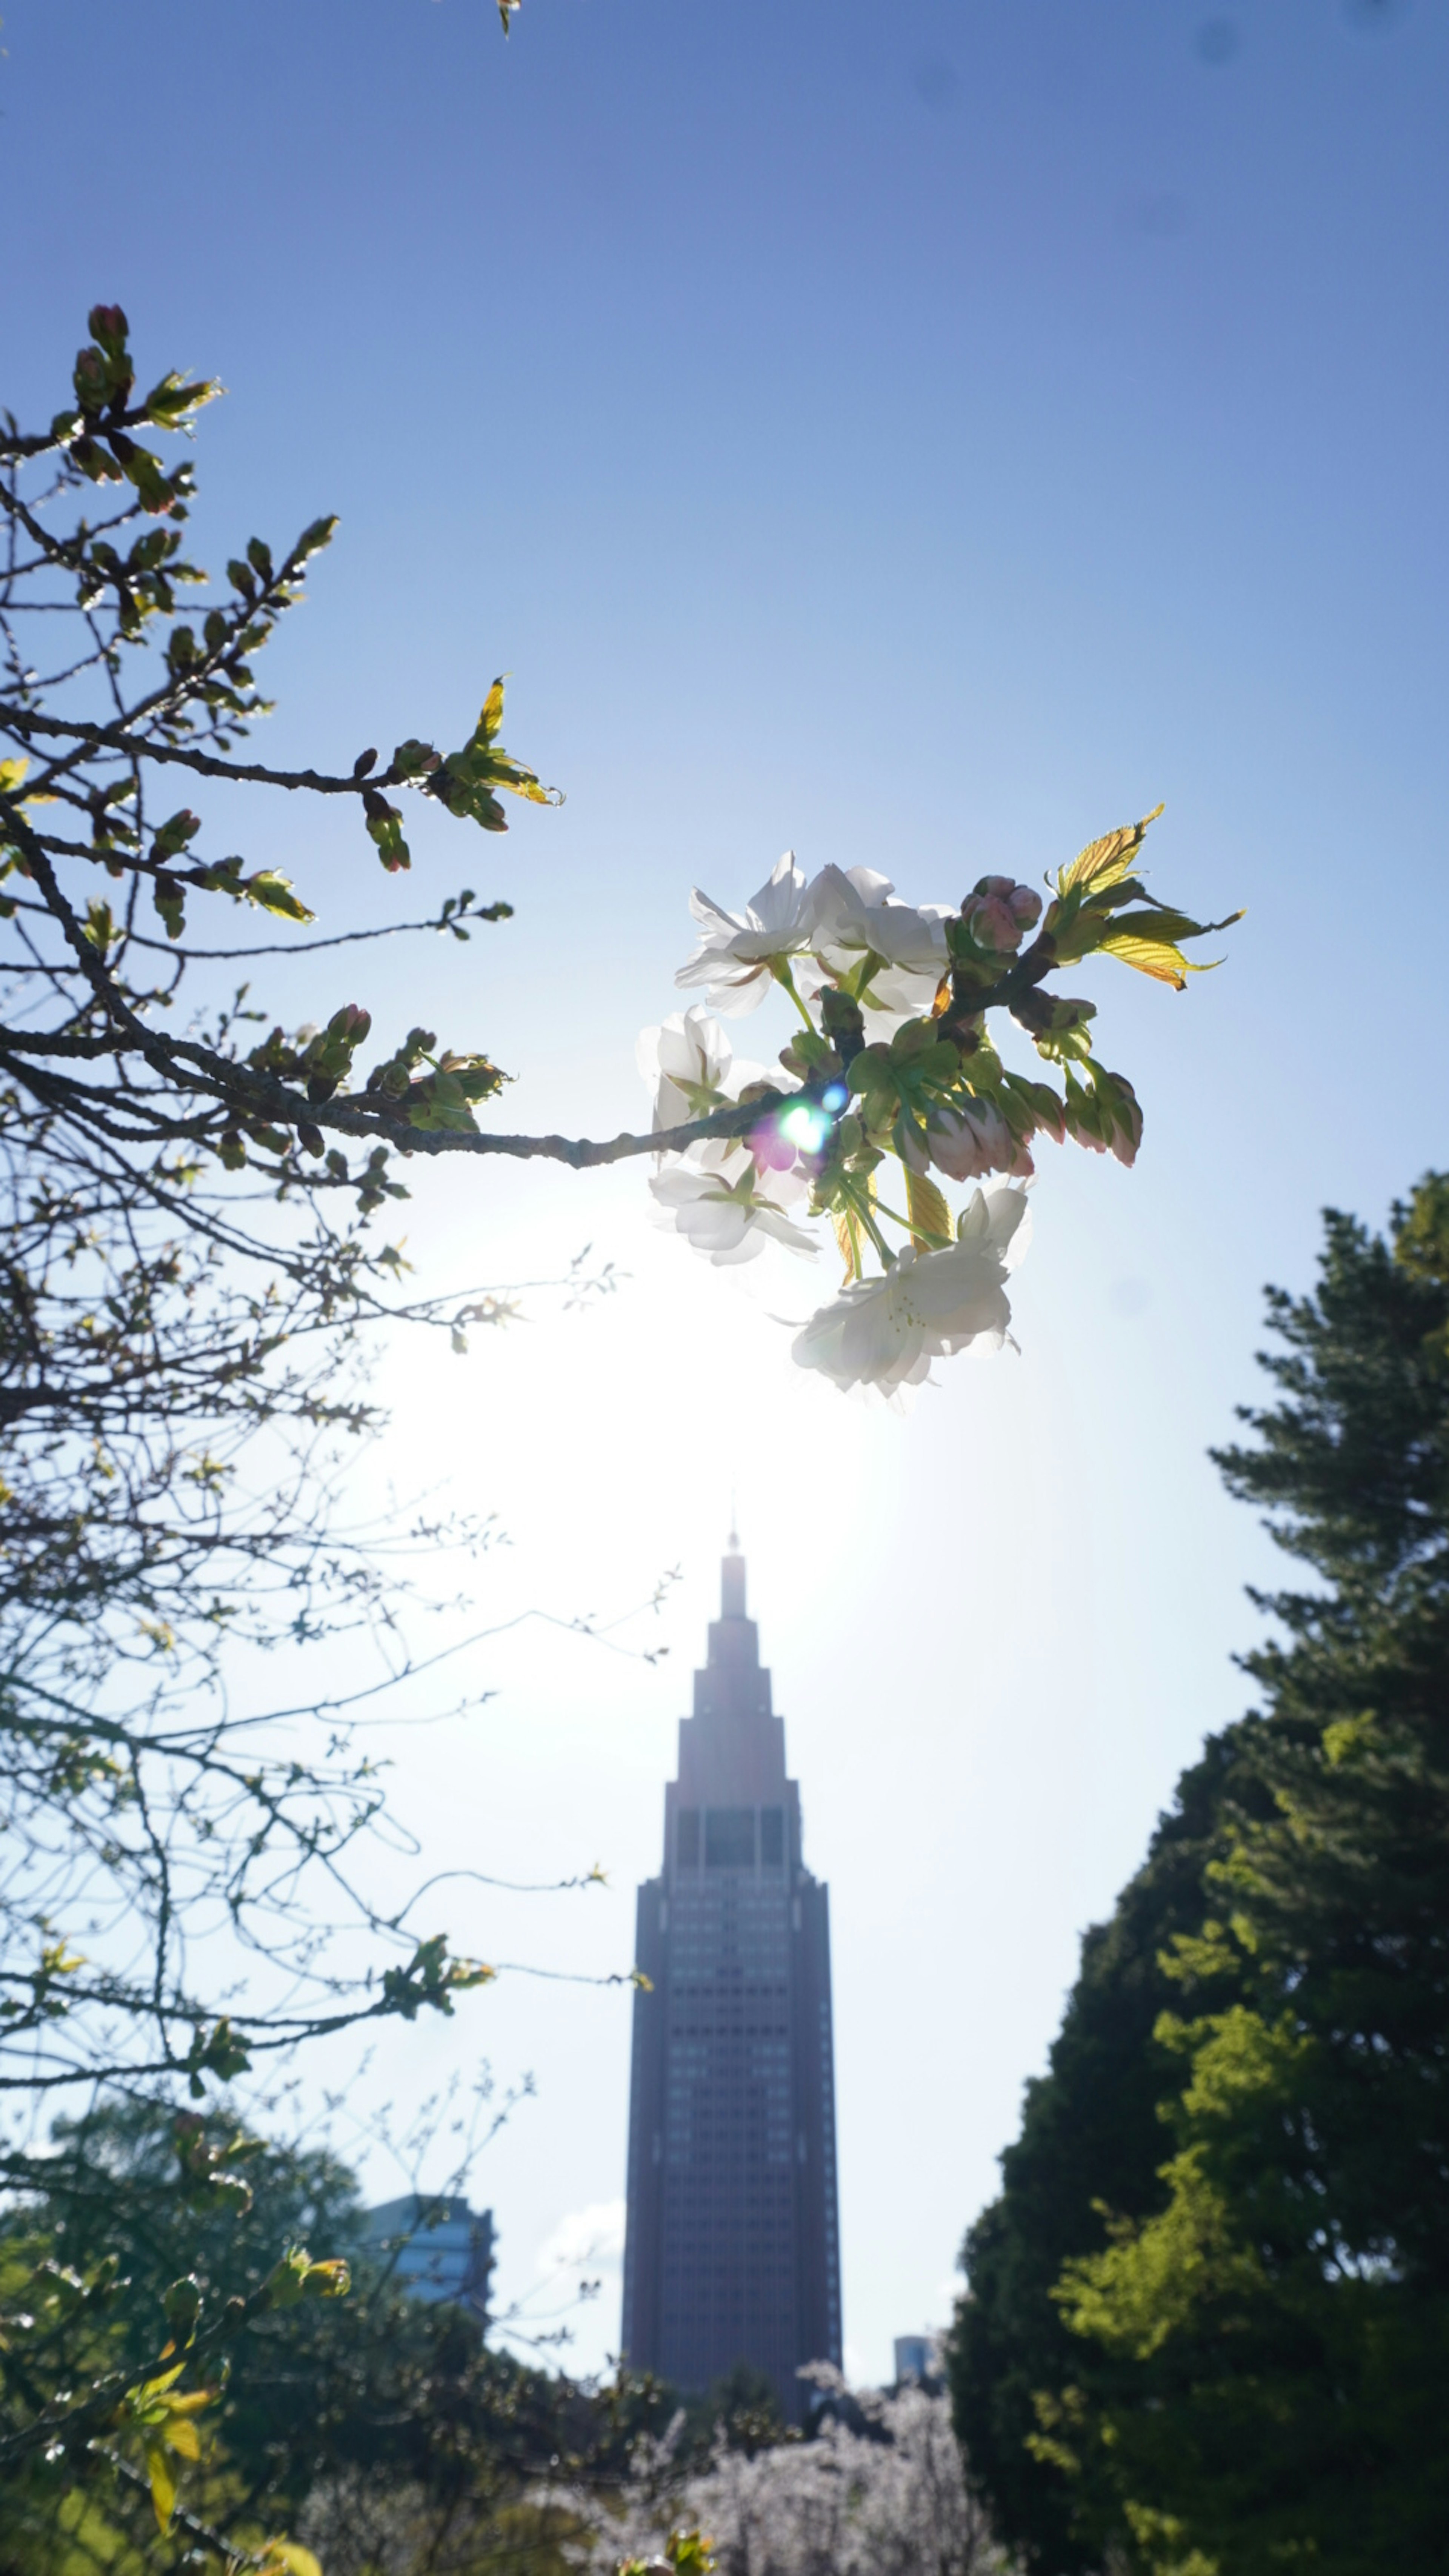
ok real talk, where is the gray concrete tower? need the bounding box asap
[620,1543,841,2420]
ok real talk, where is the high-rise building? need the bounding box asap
[621,1540,841,2423]
[359,2193,494,2324]
[892,2332,941,2387]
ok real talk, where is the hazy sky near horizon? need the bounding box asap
[5,0,1447,2385]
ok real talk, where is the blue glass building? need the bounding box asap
[360,2193,494,2324]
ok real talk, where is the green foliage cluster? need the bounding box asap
[0,2096,669,2574]
[949,1173,1449,2575]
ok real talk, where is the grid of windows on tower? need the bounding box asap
[675,1805,788,1872]
[621,1548,842,2422]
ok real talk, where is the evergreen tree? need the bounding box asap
[951,1175,1449,2575]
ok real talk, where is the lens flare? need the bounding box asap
[779,1101,834,1154]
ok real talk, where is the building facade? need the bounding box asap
[621,1543,841,2422]
[360,2193,494,2325]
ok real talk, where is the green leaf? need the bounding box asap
[1057,805,1164,898]
[163,2275,202,2343]
[478,676,506,744]
[1103,904,1243,947]
[243,870,316,924]
[292,515,338,563]
[437,678,560,831]
[1095,906,1242,988]
[185,2014,251,2092]
[1095,932,1196,988]
[144,2441,176,2531]
[904,1165,954,1250]
[141,371,222,427]
[257,2547,325,2576]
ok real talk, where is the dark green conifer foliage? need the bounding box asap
[950,1176,1449,2576]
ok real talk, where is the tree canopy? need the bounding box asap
[949,1173,1449,2575]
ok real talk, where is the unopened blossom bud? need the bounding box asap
[918,1097,1033,1183]
[819,984,866,1063]
[1104,1073,1143,1167]
[961,877,1043,956]
[961,890,1024,955]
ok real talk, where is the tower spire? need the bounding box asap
[721,1523,746,1621]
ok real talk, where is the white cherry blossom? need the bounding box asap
[792,1182,1031,1393]
[806,862,952,1019]
[650,1163,817,1266]
[635,1006,775,1147]
[674,853,821,1016]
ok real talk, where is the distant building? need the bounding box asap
[893,2332,941,2385]
[360,2193,494,2325]
[621,1540,841,2425]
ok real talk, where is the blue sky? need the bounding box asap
[5,0,1446,2384]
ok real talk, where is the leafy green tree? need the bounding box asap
[1,2094,666,2574]
[946,1734,1259,2573]
[950,1174,1449,2575]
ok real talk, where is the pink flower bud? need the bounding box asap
[962,892,1025,954]
[961,877,1041,954]
[1032,1089,1067,1146]
[920,1098,1034,1183]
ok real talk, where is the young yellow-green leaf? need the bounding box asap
[447,1957,498,1993]
[439,679,560,826]
[257,2546,324,2576]
[144,2441,177,2532]
[479,677,506,745]
[1101,904,1243,948]
[0,758,29,797]
[133,2362,187,2406]
[141,371,222,426]
[243,870,316,924]
[666,2532,719,2576]
[300,2256,352,2299]
[904,1164,954,1250]
[1097,932,1220,988]
[1057,804,1165,898]
[833,1207,863,1284]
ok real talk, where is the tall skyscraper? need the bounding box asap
[621,1540,841,2423]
